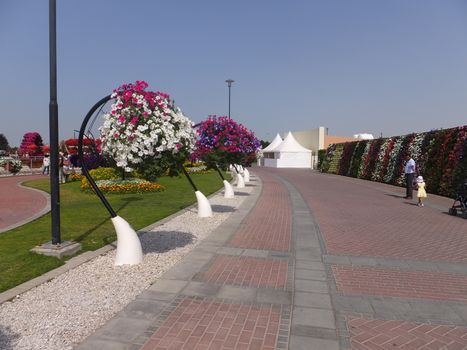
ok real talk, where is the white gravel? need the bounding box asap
[0,183,253,350]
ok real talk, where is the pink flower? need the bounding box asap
[130,117,138,125]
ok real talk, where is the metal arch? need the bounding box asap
[78,94,117,217]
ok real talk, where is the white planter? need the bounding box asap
[195,190,213,217]
[112,216,143,266]
[236,173,245,188]
[243,168,250,182]
[223,180,235,198]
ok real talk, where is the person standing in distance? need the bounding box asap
[404,155,416,199]
[42,154,50,175]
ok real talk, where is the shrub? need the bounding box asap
[8,160,22,175]
[317,150,326,171]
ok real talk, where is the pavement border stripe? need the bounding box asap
[267,171,342,349]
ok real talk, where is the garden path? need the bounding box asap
[77,168,467,350]
[0,174,49,233]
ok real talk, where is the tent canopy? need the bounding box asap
[262,133,283,152]
[272,132,311,153]
[262,131,312,168]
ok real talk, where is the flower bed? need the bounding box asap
[185,164,212,174]
[81,178,165,194]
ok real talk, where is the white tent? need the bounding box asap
[263,132,312,168]
[258,134,282,166]
[262,133,283,152]
[353,133,374,140]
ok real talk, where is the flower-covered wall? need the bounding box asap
[321,125,467,197]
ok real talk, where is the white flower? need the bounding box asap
[99,85,196,171]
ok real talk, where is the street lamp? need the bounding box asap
[49,0,61,245]
[225,79,234,119]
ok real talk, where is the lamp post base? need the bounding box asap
[31,240,82,258]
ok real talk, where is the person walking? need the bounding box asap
[61,152,72,183]
[42,154,50,175]
[416,175,427,207]
[59,152,65,183]
[404,155,416,199]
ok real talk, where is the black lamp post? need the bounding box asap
[225,79,234,119]
[49,0,61,245]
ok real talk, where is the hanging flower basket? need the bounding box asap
[191,115,261,170]
[99,81,196,174]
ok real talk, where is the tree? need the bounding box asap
[0,133,9,151]
[19,132,44,156]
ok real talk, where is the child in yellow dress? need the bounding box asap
[416,175,427,207]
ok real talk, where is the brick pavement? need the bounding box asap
[133,172,304,350]
[348,318,467,350]
[140,296,282,350]
[229,175,291,252]
[0,174,49,232]
[77,169,337,350]
[265,168,467,349]
[333,265,467,303]
[198,255,289,289]
[76,167,467,350]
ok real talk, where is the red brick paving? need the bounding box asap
[251,168,467,349]
[333,265,467,303]
[348,317,467,349]
[0,174,48,231]
[140,297,281,350]
[229,172,291,252]
[262,169,467,263]
[139,171,290,350]
[199,255,288,289]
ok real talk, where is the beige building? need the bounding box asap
[284,127,356,168]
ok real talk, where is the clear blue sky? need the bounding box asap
[1,0,467,146]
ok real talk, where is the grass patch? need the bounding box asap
[0,171,230,293]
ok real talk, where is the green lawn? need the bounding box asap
[0,172,229,293]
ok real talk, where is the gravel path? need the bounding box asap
[0,184,253,350]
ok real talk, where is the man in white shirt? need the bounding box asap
[42,154,50,175]
[404,156,416,199]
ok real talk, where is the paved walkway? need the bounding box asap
[0,174,50,233]
[76,168,467,350]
